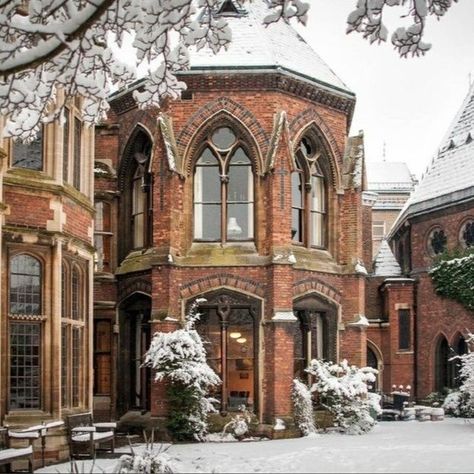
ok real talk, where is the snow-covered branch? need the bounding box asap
[347,0,458,57]
[0,0,459,140]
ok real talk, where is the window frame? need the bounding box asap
[61,259,86,408]
[291,134,329,249]
[193,127,255,244]
[8,253,44,411]
[62,102,83,190]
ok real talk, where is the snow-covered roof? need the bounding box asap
[390,83,474,235]
[373,240,402,277]
[366,162,416,192]
[188,0,352,97]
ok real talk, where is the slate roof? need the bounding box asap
[390,83,474,235]
[366,162,416,192]
[188,0,352,97]
[373,240,402,277]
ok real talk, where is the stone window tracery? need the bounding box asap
[291,133,327,248]
[460,220,474,248]
[193,126,254,243]
[428,228,447,256]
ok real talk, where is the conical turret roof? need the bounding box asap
[188,0,352,97]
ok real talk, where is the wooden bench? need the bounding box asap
[66,413,116,459]
[0,427,37,473]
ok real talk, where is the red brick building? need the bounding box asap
[92,0,383,432]
[388,83,474,400]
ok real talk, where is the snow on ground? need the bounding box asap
[38,418,474,473]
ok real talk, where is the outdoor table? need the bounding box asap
[19,420,64,467]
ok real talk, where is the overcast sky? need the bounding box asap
[296,0,474,178]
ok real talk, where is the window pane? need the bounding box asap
[398,309,410,350]
[62,264,67,318]
[292,208,303,242]
[9,255,41,315]
[227,203,253,240]
[72,328,82,406]
[196,309,222,405]
[227,309,254,411]
[73,118,82,190]
[310,211,324,247]
[62,326,68,407]
[311,175,325,212]
[228,161,252,202]
[10,323,41,409]
[133,213,145,248]
[211,127,236,149]
[63,109,70,182]
[195,164,221,203]
[72,268,80,320]
[292,172,303,208]
[194,204,221,240]
[12,129,43,171]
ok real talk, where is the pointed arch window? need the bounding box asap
[291,133,328,248]
[129,139,152,250]
[194,127,254,243]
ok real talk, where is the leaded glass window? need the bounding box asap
[12,128,43,171]
[9,255,41,315]
[10,323,41,409]
[398,309,410,350]
[193,127,254,243]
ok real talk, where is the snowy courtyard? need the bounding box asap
[38,418,474,473]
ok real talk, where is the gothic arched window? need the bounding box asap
[193,127,254,242]
[128,134,152,250]
[291,133,328,248]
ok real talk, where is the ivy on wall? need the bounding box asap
[429,249,474,310]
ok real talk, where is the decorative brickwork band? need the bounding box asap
[179,273,265,299]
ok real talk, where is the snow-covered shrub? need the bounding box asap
[292,379,317,436]
[442,391,474,417]
[445,335,474,417]
[117,442,175,474]
[221,405,253,440]
[143,299,221,441]
[307,359,380,435]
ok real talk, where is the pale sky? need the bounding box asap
[296,0,474,179]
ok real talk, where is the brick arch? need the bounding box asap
[118,278,152,303]
[176,97,268,175]
[179,273,265,299]
[290,108,343,188]
[292,277,342,304]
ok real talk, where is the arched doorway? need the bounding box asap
[117,293,151,415]
[293,293,339,378]
[190,289,261,414]
[434,336,450,392]
[366,342,383,392]
[452,335,468,388]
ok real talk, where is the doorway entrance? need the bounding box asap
[118,293,151,415]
